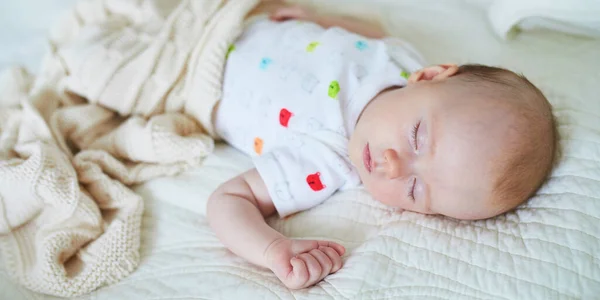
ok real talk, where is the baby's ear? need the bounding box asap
[408,64,459,83]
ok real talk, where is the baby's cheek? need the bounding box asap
[366,181,404,208]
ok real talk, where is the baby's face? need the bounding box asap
[349,80,513,220]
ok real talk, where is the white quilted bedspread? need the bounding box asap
[1,0,599,299]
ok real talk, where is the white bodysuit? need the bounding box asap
[215,16,425,217]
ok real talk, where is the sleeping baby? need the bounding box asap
[207,1,557,289]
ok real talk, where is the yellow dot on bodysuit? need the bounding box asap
[254,137,264,155]
[400,71,410,79]
[306,41,320,53]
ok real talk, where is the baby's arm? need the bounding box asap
[269,4,386,38]
[207,168,345,289]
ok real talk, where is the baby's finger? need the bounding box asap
[316,241,345,256]
[298,253,321,285]
[320,246,343,273]
[288,257,309,288]
[309,249,333,280]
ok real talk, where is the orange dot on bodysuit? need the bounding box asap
[254,137,264,155]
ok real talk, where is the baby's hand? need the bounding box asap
[264,238,345,289]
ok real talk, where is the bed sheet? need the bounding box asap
[1,0,599,299]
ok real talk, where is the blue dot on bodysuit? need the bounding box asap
[355,40,368,51]
[259,57,273,70]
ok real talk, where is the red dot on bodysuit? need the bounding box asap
[279,108,293,127]
[306,172,325,191]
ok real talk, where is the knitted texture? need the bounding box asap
[0,0,259,297]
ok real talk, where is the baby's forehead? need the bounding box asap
[432,104,518,185]
[438,94,520,135]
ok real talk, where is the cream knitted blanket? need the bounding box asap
[0,0,258,297]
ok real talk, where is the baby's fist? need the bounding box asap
[264,238,345,289]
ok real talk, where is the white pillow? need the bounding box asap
[488,0,600,39]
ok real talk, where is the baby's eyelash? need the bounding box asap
[411,121,421,150]
[407,177,416,202]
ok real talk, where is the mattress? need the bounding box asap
[1,0,599,299]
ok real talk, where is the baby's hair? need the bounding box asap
[455,64,558,214]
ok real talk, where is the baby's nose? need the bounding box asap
[382,149,406,179]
